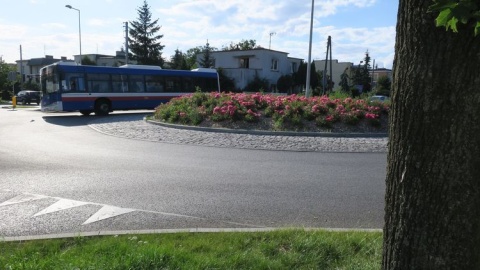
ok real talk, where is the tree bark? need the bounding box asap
[383,1,480,269]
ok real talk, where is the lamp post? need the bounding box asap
[305,0,314,98]
[65,5,82,64]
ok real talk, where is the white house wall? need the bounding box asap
[314,60,352,90]
[209,49,302,91]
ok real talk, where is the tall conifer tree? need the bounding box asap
[129,0,165,66]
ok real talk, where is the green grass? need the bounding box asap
[0,229,382,269]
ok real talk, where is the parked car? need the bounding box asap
[369,95,390,103]
[15,90,40,105]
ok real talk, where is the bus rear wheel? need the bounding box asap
[80,110,92,116]
[95,99,111,116]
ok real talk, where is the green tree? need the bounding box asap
[375,75,391,96]
[0,60,16,100]
[352,52,372,93]
[339,68,350,93]
[185,46,202,69]
[217,68,235,92]
[277,75,294,94]
[81,56,96,66]
[170,49,189,70]
[292,61,320,94]
[129,0,165,66]
[382,1,480,269]
[223,39,261,51]
[244,75,269,92]
[199,41,215,68]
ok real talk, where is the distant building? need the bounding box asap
[201,48,303,91]
[313,59,353,90]
[16,55,71,81]
[73,51,135,67]
[370,68,393,85]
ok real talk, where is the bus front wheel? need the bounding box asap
[95,99,111,116]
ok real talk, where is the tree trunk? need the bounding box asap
[383,1,480,269]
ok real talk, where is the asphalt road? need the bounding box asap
[0,106,386,239]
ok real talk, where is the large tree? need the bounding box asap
[170,49,189,70]
[129,0,165,66]
[382,1,480,269]
[222,39,261,51]
[199,41,215,68]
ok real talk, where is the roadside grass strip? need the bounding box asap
[0,229,382,269]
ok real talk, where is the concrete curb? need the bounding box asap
[1,227,382,242]
[146,119,388,138]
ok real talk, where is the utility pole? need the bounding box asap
[20,45,24,84]
[305,0,315,97]
[269,32,276,50]
[322,36,332,95]
[124,22,129,64]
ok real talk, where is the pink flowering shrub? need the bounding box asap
[153,92,390,131]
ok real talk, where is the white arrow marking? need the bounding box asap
[82,205,135,225]
[33,199,89,217]
[0,194,48,207]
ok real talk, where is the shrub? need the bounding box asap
[152,92,389,131]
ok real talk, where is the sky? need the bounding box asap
[0,0,398,68]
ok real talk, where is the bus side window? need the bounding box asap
[112,75,126,93]
[146,75,164,92]
[165,77,181,92]
[129,75,144,92]
[183,77,195,92]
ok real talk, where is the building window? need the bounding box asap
[240,58,249,68]
[271,59,278,71]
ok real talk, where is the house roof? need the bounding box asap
[27,58,62,66]
[211,48,290,55]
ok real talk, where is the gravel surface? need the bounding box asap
[88,114,388,153]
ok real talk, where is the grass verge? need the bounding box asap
[0,229,382,269]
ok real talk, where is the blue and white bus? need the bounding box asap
[40,62,220,115]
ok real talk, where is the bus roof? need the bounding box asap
[119,64,162,70]
[51,64,218,78]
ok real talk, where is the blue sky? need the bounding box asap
[0,0,398,68]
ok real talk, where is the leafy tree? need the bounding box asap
[277,75,294,94]
[339,69,350,93]
[429,0,480,35]
[222,39,261,51]
[170,49,189,70]
[81,56,96,66]
[199,41,215,68]
[0,59,19,100]
[375,75,391,96]
[185,46,202,69]
[217,68,236,92]
[244,75,269,92]
[382,1,480,269]
[293,62,320,95]
[128,0,165,66]
[351,52,372,93]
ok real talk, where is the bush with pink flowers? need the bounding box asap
[153,91,390,132]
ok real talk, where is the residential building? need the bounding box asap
[203,48,303,91]
[16,55,71,81]
[313,59,353,90]
[73,50,134,67]
[370,68,393,85]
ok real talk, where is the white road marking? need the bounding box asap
[83,205,136,225]
[33,199,89,217]
[0,193,48,207]
[0,190,206,226]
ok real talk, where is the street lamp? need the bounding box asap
[65,5,82,64]
[305,0,314,97]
